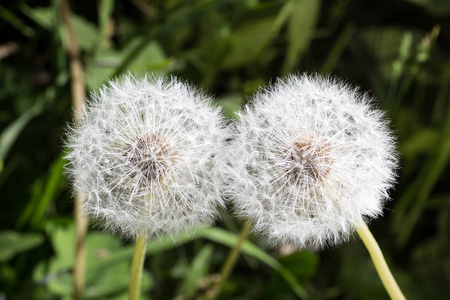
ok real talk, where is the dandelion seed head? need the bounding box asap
[226,74,398,250]
[284,136,333,186]
[124,134,177,183]
[65,74,228,241]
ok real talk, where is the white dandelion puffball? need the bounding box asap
[66,74,228,240]
[227,74,398,250]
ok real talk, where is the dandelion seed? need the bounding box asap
[226,73,398,250]
[65,74,228,241]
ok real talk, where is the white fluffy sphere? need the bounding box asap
[226,74,398,250]
[65,74,228,241]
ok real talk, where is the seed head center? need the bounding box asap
[286,138,332,185]
[125,134,176,182]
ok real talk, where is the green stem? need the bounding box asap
[357,222,406,300]
[129,232,147,300]
[60,1,88,299]
[208,221,252,300]
[73,194,88,300]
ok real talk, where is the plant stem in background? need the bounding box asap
[357,222,406,300]
[60,1,87,300]
[129,232,147,300]
[208,221,251,300]
[61,0,86,114]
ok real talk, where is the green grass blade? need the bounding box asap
[198,227,309,299]
[0,101,44,161]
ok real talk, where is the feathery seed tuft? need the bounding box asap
[225,74,398,250]
[65,74,228,241]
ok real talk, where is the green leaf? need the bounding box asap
[87,39,169,91]
[20,5,55,30]
[16,155,66,229]
[396,106,450,247]
[320,23,356,73]
[21,5,100,52]
[399,127,439,157]
[198,227,309,298]
[68,14,100,51]
[84,233,153,298]
[279,251,318,281]
[110,38,170,79]
[86,48,122,90]
[402,0,450,16]
[221,16,277,69]
[81,226,202,275]
[36,223,202,297]
[410,210,450,299]
[146,229,199,255]
[339,243,390,300]
[216,93,245,119]
[127,40,169,74]
[85,233,123,281]
[0,231,44,262]
[98,0,115,37]
[177,244,214,296]
[0,5,35,37]
[220,1,298,70]
[0,101,44,160]
[357,28,423,86]
[282,0,321,75]
[39,225,154,298]
[48,225,76,271]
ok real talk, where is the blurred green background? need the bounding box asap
[1,0,449,299]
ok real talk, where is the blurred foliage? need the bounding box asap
[0,0,449,299]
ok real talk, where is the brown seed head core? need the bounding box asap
[285,137,332,185]
[125,134,177,183]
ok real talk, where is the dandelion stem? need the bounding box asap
[73,195,88,300]
[60,1,87,299]
[208,221,251,300]
[357,222,406,300]
[129,231,147,300]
